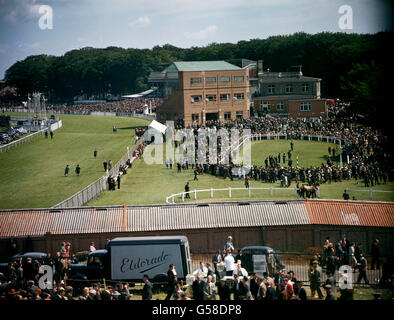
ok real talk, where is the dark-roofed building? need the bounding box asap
[0,200,393,261]
[253,64,327,118]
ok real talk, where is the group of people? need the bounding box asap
[45,97,163,115]
[168,102,390,194]
[64,164,81,177]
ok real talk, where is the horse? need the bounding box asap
[298,182,319,198]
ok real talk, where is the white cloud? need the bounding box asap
[184,25,218,40]
[128,16,151,28]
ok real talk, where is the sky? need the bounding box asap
[0,0,392,78]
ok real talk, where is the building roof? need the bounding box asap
[0,200,393,239]
[259,76,321,83]
[165,61,241,72]
[305,199,394,227]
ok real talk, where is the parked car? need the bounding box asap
[239,246,285,276]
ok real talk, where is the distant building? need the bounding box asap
[149,61,250,126]
[253,63,327,118]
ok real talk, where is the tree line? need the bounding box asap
[3,31,393,133]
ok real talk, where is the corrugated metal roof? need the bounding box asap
[1,200,393,239]
[305,200,394,227]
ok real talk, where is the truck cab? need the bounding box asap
[68,250,108,283]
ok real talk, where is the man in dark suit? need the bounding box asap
[249,272,259,300]
[165,264,176,300]
[371,239,380,270]
[192,274,205,300]
[232,274,242,300]
[142,274,153,300]
[295,281,307,301]
[218,279,231,300]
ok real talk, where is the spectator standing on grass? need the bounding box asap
[356,254,369,284]
[184,181,190,199]
[212,250,222,276]
[224,251,236,276]
[103,160,107,172]
[117,174,121,189]
[64,165,70,177]
[165,264,177,300]
[218,279,231,300]
[94,149,97,158]
[50,131,53,139]
[295,281,307,301]
[75,164,81,176]
[203,275,216,300]
[310,260,324,299]
[142,275,152,300]
[192,274,204,300]
[256,277,267,300]
[371,239,380,270]
[250,272,259,300]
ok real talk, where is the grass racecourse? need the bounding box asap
[0,114,149,209]
[0,113,393,209]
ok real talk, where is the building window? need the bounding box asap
[190,78,202,84]
[236,111,243,119]
[234,93,244,100]
[260,102,270,111]
[220,94,230,101]
[224,112,231,120]
[206,94,216,102]
[205,77,216,83]
[285,84,293,93]
[220,76,230,82]
[268,85,275,94]
[191,95,202,103]
[233,76,244,82]
[300,102,311,111]
[192,114,199,122]
[302,83,310,92]
[276,102,284,111]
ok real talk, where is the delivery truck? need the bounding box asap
[67,236,192,286]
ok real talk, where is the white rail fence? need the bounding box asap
[0,119,62,154]
[345,188,394,201]
[165,187,310,204]
[166,187,394,204]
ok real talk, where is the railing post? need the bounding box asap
[229,187,231,198]
[270,187,273,196]
[182,192,185,202]
[370,190,373,200]
[317,189,320,198]
[194,190,197,200]
[172,195,175,204]
[248,188,251,198]
[211,188,213,198]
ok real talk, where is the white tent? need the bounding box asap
[148,120,167,134]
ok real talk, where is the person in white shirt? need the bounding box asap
[194,261,208,277]
[233,263,248,278]
[89,242,96,253]
[224,251,236,276]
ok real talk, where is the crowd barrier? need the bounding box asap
[166,187,312,204]
[51,138,145,208]
[0,119,62,154]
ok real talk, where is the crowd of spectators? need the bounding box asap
[45,98,163,114]
[169,102,391,193]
